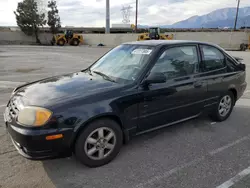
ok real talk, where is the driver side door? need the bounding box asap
[137,45,207,132]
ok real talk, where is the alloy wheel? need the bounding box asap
[84,127,116,160]
[218,95,232,117]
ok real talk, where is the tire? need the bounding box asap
[72,38,80,46]
[75,118,123,168]
[210,91,235,122]
[240,43,247,51]
[57,39,65,46]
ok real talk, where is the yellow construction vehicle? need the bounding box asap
[137,27,174,41]
[51,30,84,46]
[240,34,250,51]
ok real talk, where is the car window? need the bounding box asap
[226,57,237,72]
[201,45,225,71]
[151,46,199,80]
[90,44,154,83]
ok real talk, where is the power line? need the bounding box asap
[122,1,136,6]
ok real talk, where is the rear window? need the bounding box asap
[201,45,225,71]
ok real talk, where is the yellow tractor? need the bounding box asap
[138,27,174,41]
[51,30,84,46]
[240,34,250,51]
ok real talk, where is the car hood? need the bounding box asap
[13,72,120,107]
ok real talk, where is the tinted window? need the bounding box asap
[201,45,225,71]
[226,57,237,71]
[151,46,198,80]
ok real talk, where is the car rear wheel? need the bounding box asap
[75,118,123,167]
[210,91,235,122]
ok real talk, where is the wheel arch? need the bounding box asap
[227,83,237,104]
[70,113,129,150]
[228,87,237,104]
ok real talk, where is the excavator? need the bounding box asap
[51,30,84,46]
[137,27,174,41]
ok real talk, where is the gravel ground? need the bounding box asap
[0,45,250,188]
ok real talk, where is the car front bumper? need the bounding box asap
[6,122,73,160]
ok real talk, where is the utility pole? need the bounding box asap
[234,0,240,31]
[135,0,138,33]
[106,0,110,33]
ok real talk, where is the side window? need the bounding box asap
[201,45,225,71]
[226,57,237,72]
[151,46,199,80]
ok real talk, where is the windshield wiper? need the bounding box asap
[81,68,93,75]
[86,68,93,76]
[93,71,116,83]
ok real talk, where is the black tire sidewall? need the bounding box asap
[75,119,123,168]
[57,39,65,46]
[213,91,235,122]
[72,39,79,46]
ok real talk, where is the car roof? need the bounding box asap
[124,40,222,49]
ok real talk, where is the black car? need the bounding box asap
[4,40,247,167]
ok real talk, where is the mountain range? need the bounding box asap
[139,6,250,29]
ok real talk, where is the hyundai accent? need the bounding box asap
[4,40,246,167]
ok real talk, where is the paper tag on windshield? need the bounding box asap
[131,49,152,55]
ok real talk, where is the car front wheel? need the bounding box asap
[210,91,235,122]
[75,118,123,167]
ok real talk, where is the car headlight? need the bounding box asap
[17,107,52,127]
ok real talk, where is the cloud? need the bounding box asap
[0,0,249,27]
[0,0,20,26]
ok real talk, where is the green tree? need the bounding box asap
[14,0,46,44]
[48,0,61,34]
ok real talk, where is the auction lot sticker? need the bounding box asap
[131,49,152,55]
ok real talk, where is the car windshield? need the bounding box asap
[89,44,154,83]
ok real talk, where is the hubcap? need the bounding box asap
[84,127,116,160]
[218,95,232,117]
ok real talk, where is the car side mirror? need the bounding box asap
[142,72,166,86]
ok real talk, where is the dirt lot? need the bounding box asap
[1,46,250,188]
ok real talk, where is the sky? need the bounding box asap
[0,0,250,27]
